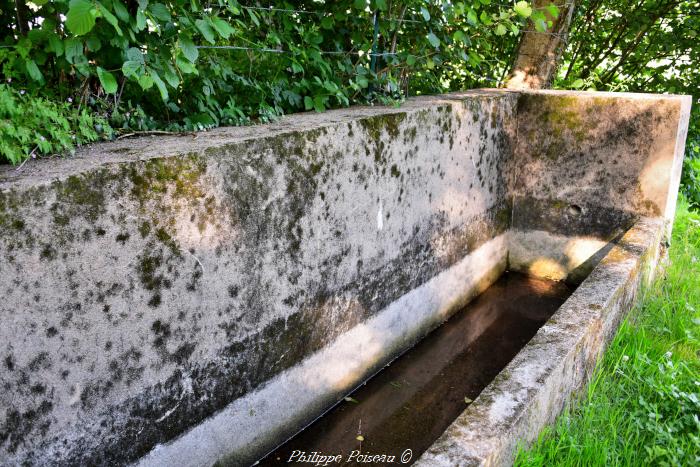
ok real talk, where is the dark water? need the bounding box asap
[255,272,572,466]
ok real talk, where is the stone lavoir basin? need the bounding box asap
[0,90,691,466]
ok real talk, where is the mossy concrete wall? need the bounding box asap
[0,90,690,466]
[508,90,691,282]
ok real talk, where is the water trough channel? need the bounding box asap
[257,273,572,465]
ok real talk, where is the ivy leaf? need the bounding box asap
[96,66,118,93]
[427,32,440,48]
[195,18,216,44]
[211,17,235,39]
[495,24,507,36]
[26,59,43,81]
[514,1,532,19]
[179,34,199,62]
[66,0,96,36]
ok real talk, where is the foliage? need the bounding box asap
[552,0,700,210]
[681,140,700,210]
[1,0,538,164]
[515,198,700,467]
[0,83,111,164]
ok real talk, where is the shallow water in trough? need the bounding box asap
[255,272,572,466]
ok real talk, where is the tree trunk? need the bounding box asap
[14,0,30,35]
[506,0,577,89]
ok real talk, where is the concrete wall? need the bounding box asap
[0,90,690,466]
[508,90,691,282]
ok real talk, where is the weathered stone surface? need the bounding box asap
[0,89,690,466]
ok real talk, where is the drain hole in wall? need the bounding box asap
[568,204,583,216]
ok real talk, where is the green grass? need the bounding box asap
[515,199,700,467]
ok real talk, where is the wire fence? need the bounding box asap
[193,2,571,60]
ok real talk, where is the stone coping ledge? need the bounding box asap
[0,89,689,191]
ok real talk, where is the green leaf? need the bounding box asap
[150,72,169,101]
[495,24,507,36]
[514,1,532,19]
[427,32,440,48]
[374,0,387,11]
[113,0,129,22]
[64,38,83,64]
[313,95,325,112]
[97,2,122,35]
[466,9,478,25]
[175,55,198,74]
[121,60,143,77]
[195,18,216,44]
[571,78,585,89]
[163,63,179,88]
[406,54,416,66]
[138,74,154,90]
[86,36,101,51]
[26,59,43,81]
[96,66,118,93]
[126,47,144,63]
[546,4,560,19]
[534,18,547,32]
[66,0,96,36]
[149,3,171,22]
[480,11,492,25]
[353,0,366,10]
[47,35,64,56]
[304,96,313,110]
[136,10,147,30]
[179,34,199,62]
[211,17,235,39]
[421,7,430,21]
